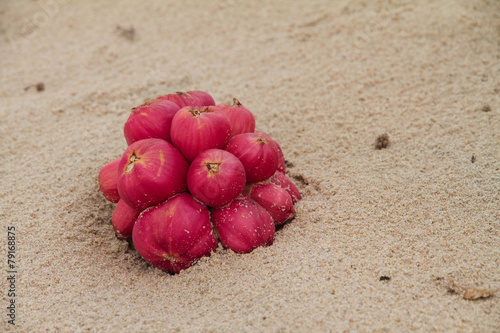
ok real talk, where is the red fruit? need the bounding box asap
[157,91,215,108]
[187,149,246,207]
[187,90,216,107]
[170,106,232,163]
[112,200,140,239]
[124,99,180,145]
[211,196,275,254]
[275,142,286,173]
[117,138,188,211]
[157,92,192,108]
[217,98,255,138]
[132,193,218,273]
[244,183,295,225]
[270,171,302,203]
[98,158,121,203]
[255,131,286,173]
[224,132,279,183]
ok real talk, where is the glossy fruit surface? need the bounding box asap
[117,138,188,211]
[132,193,218,273]
[255,131,286,173]
[269,171,301,204]
[245,183,295,225]
[157,91,215,108]
[124,99,180,145]
[224,132,278,183]
[212,196,274,253]
[112,199,140,239]
[217,98,255,138]
[187,149,246,207]
[170,106,232,163]
[187,90,216,107]
[98,158,121,203]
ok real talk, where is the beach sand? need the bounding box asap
[1,0,499,331]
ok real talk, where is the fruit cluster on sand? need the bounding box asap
[99,91,301,273]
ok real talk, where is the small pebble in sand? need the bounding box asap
[116,25,135,41]
[24,82,45,92]
[375,133,390,150]
[481,104,491,112]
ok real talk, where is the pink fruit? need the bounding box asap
[275,142,286,173]
[255,131,286,173]
[124,99,180,145]
[132,193,218,273]
[224,132,279,183]
[187,149,246,207]
[112,200,140,239]
[170,106,232,163]
[217,98,255,138]
[244,183,295,225]
[157,92,192,108]
[157,91,215,108]
[211,195,275,254]
[117,138,188,211]
[187,90,216,107]
[270,171,302,203]
[98,158,121,203]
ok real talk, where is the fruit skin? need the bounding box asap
[187,90,216,107]
[269,171,302,204]
[117,138,189,211]
[112,200,140,239]
[132,193,218,273]
[274,141,286,173]
[224,132,279,183]
[244,183,295,225]
[98,158,121,203]
[157,92,191,108]
[157,91,215,108]
[211,195,275,254]
[255,131,286,173]
[187,149,246,207]
[124,99,180,145]
[217,98,255,138]
[170,106,232,163]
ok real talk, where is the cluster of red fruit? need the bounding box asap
[98,91,301,273]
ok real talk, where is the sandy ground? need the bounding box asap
[1,0,499,331]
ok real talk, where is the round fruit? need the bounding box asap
[112,199,140,239]
[132,193,218,273]
[244,183,295,225]
[217,98,255,138]
[98,158,121,203]
[157,90,215,108]
[117,138,188,211]
[170,106,232,163]
[187,90,216,107]
[212,195,275,254]
[123,99,180,145]
[255,131,286,173]
[224,132,279,183]
[269,171,302,204]
[187,149,246,207]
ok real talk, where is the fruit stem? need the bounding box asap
[131,99,158,112]
[257,136,268,144]
[125,152,140,173]
[232,98,241,106]
[206,163,220,173]
[190,109,202,118]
